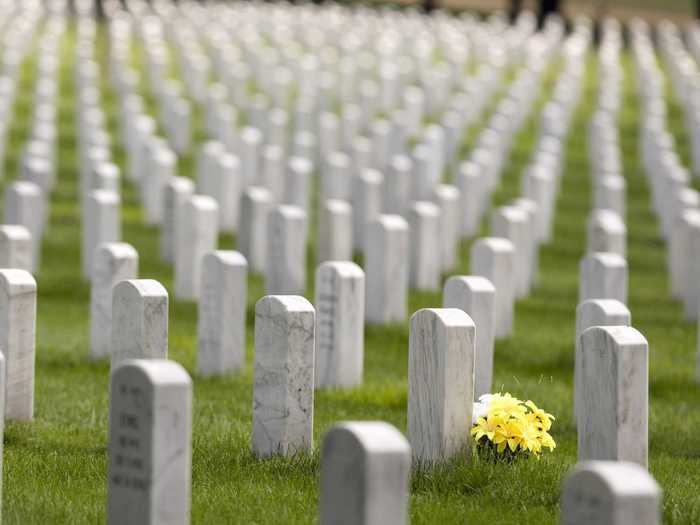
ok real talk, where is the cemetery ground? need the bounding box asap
[2,22,700,525]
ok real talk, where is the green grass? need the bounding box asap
[1,22,700,525]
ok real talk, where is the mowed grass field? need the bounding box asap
[1,21,699,524]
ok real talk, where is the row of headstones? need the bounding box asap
[657,20,700,179]
[107,358,663,525]
[0,15,64,274]
[85,14,575,323]
[631,20,700,381]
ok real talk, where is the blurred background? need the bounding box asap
[389,0,697,22]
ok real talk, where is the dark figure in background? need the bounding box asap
[509,0,522,23]
[538,0,561,27]
[422,0,437,13]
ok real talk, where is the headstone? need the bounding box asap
[285,156,312,212]
[352,169,384,253]
[574,299,631,425]
[107,359,192,525]
[319,422,410,525]
[315,261,365,389]
[252,295,315,457]
[560,461,661,525]
[83,190,121,280]
[237,186,272,275]
[456,162,484,238]
[443,276,496,398]
[587,209,626,257]
[594,173,626,218]
[384,155,412,217]
[491,206,531,298]
[579,252,628,304]
[408,308,475,464]
[669,209,700,300]
[174,195,219,301]
[197,251,247,376]
[578,326,648,466]
[160,176,194,264]
[4,181,43,272]
[322,151,351,201]
[110,280,168,370]
[408,201,441,291]
[265,205,307,295]
[318,199,353,264]
[470,238,516,339]
[365,215,409,324]
[240,127,262,186]
[142,146,175,226]
[90,243,139,360]
[432,184,460,271]
[0,269,36,421]
[213,152,241,234]
[0,225,32,271]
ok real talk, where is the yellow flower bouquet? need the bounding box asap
[470,393,556,460]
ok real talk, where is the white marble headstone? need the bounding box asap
[578,326,648,467]
[197,251,247,377]
[315,261,365,389]
[108,359,192,525]
[252,295,315,457]
[319,421,410,525]
[408,308,475,464]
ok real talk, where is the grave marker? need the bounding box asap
[408,308,475,464]
[197,251,247,376]
[315,261,365,389]
[252,295,315,457]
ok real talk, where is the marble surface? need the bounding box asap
[90,243,139,360]
[321,151,351,201]
[108,359,192,525]
[578,326,648,467]
[197,251,247,376]
[491,205,531,299]
[4,181,44,272]
[160,176,194,264]
[352,169,383,253]
[574,299,631,426]
[83,189,121,281]
[0,225,32,272]
[409,201,441,292]
[683,211,700,319]
[561,461,661,525]
[594,174,626,218]
[522,166,555,243]
[408,308,475,464]
[443,276,496,398]
[456,162,485,238]
[384,155,412,217]
[285,157,312,212]
[265,205,307,295]
[142,146,175,226]
[579,252,628,304]
[238,186,272,275]
[174,195,218,301]
[320,422,410,525]
[252,295,315,457]
[214,152,241,234]
[111,280,169,370]
[470,237,515,339]
[315,262,365,389]
[365,215,409,325]
[317,199,353,264]
[0,269,36,421]
[432,184,460,272]
[587,209,626,258]
[512,197,541,288]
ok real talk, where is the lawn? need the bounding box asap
[1,19,699,525]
